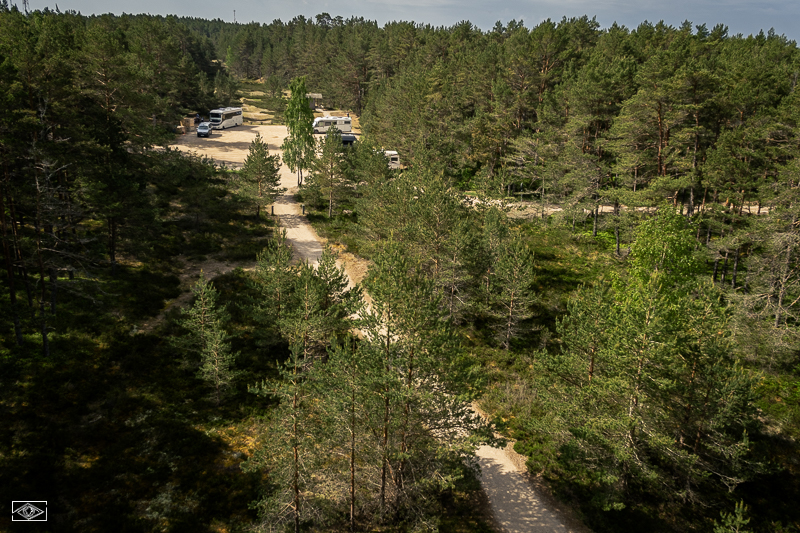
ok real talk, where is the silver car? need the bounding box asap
[196,122,212,137]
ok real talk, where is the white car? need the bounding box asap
[196,122,212,137]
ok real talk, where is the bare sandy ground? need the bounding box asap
[477,444,567,533]
[171,122,588,533]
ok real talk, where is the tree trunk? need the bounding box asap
[775,239,794,328]
[541,174,546,219]
[40,300,50,357]
[293,359,300,533]
[398,348,414,498]
[504,292,515,351]
[592,205,598,237]
[34,205,50,356]
[720,251,729,285]
[108,217,117,276]
[22,267,33,309]
[614,200,620,256]
[380,322,392,515]
[350,370,356,533]
[257,180,263,219]
[712,255,719,283]
[0,181,23,345]
[49,268,57,315]
[6,187,33,309]
[731,247,740,289]
[380,395,389,515]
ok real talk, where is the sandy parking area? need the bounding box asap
[171,124,288,170]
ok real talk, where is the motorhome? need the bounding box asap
[312,116,352,133]
[384,150,401,169]
[209,107,243,130]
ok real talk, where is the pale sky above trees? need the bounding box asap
[24,0,800,41]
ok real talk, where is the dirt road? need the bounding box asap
[171,124,585,533]
[478,442,587,532]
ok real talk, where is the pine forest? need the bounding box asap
[1,4,799,532]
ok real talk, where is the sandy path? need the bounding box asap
[171,122,587,533]
[477,443,579,533]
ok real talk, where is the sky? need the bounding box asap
[23,0,800,42]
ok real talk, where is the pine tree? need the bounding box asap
[307,127,346,218]
[311,339,383,530]
[489,234,538,350]
[249,230,296,344]
[241,132,283,218]
[360,243,486,522]
[714,501,752,533]
[175,273,239,405]
[533,211,762,511]
[244,343,324,533]
[275,249,357,351]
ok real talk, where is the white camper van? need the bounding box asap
[384,151,401,169]
[312,116,352,133]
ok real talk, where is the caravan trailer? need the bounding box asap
[312,116,352,133]
[384,151,401,169]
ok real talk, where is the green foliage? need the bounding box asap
[487,234,538,350]
[305,127,347,218]
[248,229,296,345]
[359,242,490,523]
[629,204,700,286]
[241,132,284,217]
[4,8,800,532]
[244,343,324,532]
[174,274,240,405]
[714,501,752,533]
[242,237,488,529]
[533,275,763,518]
[281,76,315,185]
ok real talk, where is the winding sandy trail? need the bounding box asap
[171,122,587,533]
[476,443,582,533]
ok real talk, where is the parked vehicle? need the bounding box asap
[209,107,243,130]
[312,116,352,133]
[196,122,212,137]
[384,150,401,169]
